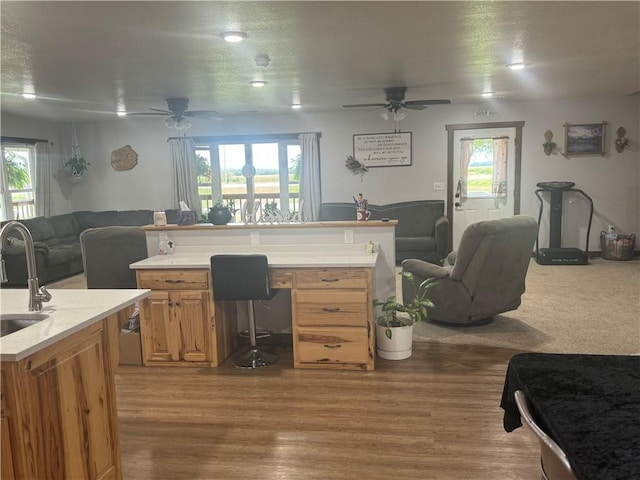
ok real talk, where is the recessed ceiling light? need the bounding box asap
[291,104,302,109]
[249,80,267,87]
[221,31,247,43]
[22,92,36,99]
[482,91,494,98]
[506,62,525,70]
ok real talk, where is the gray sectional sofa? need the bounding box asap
[1,209,179,286]
[319,200,449,264]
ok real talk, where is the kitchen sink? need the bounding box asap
[0,313,49,338]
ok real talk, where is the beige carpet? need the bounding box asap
[410,257,640,354]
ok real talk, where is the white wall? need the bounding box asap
[2,95,638,251]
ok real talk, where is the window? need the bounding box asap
[467,139,494,198]
[459,136,508,200]
[196,136,301,221]
[1,143,36,220]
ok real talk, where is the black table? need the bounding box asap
[500,353,640,480]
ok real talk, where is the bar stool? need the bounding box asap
[210,254,279,368]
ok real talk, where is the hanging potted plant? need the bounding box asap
[65,156,90,178]
[373,271,436,360]
[66,123,89,179]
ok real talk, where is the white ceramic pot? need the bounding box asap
[375,315,413,360]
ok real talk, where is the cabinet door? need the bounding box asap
[140,291,180,363]
[174,291,211,362]
[12,324,120,479]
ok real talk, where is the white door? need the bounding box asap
[452,127,516,249]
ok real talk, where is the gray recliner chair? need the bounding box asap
[80,226,148,288]
[402,216,538,325]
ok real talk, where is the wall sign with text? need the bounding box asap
[353,132,412,167]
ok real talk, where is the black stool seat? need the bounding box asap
[210,254,279,368]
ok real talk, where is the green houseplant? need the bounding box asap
[65,156,90,177]
[373,271,436,360]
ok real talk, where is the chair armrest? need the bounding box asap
[402,258,451,280]
[434,216,449,262]
[445,250,457,266]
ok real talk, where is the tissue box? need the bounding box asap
[177,210,197,226]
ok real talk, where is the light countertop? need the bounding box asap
[130,244,378,269]
[0,289,150,361]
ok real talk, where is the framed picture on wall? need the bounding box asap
[353,132,412,167]
[563,122,606,157]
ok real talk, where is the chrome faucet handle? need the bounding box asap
[37,286,52,303]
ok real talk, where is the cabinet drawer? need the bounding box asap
[295,290,368,327]
[137,269,209,290]
[294,268,368,289]
[296,327,369,364]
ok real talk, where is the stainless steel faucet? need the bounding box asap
[0,221,52,311]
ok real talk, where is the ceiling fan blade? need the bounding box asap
[126,112,171,116]
[404,99,452,106]
[402,104,428,111]
[342,103,387,109]
[184,110,223,120]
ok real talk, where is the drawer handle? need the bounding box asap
[322,307,341,313]
[320,278,339,283]
[323,344,342,349]
[165,279,184,284]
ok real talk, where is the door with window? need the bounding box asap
[451,127,516,249]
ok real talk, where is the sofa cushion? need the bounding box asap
[369,201,444,237]
[114,210,153,226]
[49,213,81,238]
[46,242,82,266]
[73,210,119,230]
[396,236,437,251]
[18,217,56,242]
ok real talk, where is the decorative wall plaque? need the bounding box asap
[111,145,138,171]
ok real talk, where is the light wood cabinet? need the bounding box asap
[1,316,122,479]
[137,269,236,366]
[292,267,375,370]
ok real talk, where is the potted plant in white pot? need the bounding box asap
[373,271,436,360]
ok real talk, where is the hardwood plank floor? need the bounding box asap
[116,342,540,480]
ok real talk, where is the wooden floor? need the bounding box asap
[116,342,540,480]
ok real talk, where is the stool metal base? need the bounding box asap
[231,347,279,369]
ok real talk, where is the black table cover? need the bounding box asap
[500,353,640,480]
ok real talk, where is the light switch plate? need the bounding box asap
[433,182,445,191]
[344,230,354,244]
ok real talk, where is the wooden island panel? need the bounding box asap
[1,315,122,480]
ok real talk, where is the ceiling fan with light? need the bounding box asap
[127,98,223,130]
[342,87,451,121]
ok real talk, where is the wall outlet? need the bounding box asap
[433,182,445,191]
[344,229,354,244]
[250,231,260,245]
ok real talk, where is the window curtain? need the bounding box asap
[492,137,508,202]
[298,133,321,221]
[0,148,10,220]
[169,138,202,217]
[35,142,52,217]
[457,138,474,204]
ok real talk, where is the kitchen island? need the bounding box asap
[131,242,382,370]
[1,288,150,480]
